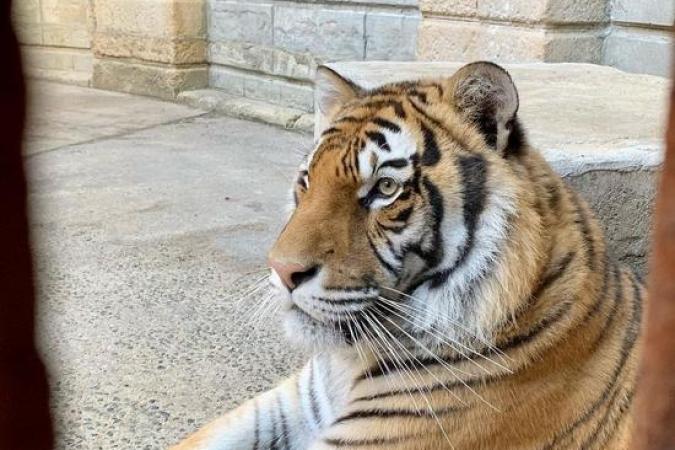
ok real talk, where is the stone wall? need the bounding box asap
[90,0,208,99]
[13,0,93,85]
[417,0,673,77]
[605,0,674,76]
[207,0,421,112]
[12,0,671,104]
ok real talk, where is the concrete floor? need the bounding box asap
[27,81,309,449]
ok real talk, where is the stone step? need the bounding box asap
[178,89,314,133]
[314,62,670,276]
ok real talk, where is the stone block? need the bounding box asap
[21,46,93,86]
[612,0,675,27]
[365,12,420,61]
[42,23,91,48]
[274,6,365,60]
[93,32,206,64]
[545,29,604,63]
[173,0,207,36]
[604,28,673,77]
[419,0,477,17]
[418,19,606,63]
[41,0,89,26]
[209,65,314,111]
[12,0,41,24]
[208,42,317,81]
[93,58,208,99]
[15,23,43,45]
[243,74,281,105]
[270,80,314,111]
[421,0,607,23]
[478,0,549,23]
[209,2,273,45]
[92,0,206,63]
[300,0,417,6]
[544,0,608,23]
[23,46,76,71]
[209,65,246,96]
[417,19,549,62]
[24,68,92,86]
[93,0,204,38]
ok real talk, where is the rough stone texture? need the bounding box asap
[92,34,206,65]
[365,12,420,60]
[417,0,672,77]
[89,0,208,98]
[204,1,420,112]
[417,19,603,63]
[42,24,91,48]
[210,65,314,111]
[25,81,309,449]
[93,0,205,37]
[568,170,656,276]
[93,58,208,99]
[420,0,608,23]
[612,0,675,27]
[40,0,91,48]
[209,41,318,81]
[418,20,546,62]
[12,0,92,48]
[92,0,206,64]
[273,5,365,60]
[13,0,93,83]
[544,29,605,63]
[604,28,673,77]
[209,1,274,45]
[316,62,669,273]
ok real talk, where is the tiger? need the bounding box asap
[171,61,645,450]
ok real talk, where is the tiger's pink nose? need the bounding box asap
[268,259,319,292]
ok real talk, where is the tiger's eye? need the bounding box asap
[377,177,399,197]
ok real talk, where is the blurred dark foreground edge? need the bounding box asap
[632,43,675,450]
[0,1,54,449]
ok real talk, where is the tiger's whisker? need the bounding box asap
[377,297,512,375]
[375,310,501,413]
[363,310,468,406]
[362,311,456,449]
[380,286,513,363]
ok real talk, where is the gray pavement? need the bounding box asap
[27,82,309,449]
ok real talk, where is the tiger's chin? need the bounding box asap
[281,303,352,351]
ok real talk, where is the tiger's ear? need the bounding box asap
[447,62,521,155]
[314,66,363,137]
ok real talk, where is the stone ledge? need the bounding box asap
[315,61,669,275]
[177,89,313,133]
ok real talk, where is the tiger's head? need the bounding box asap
[268,62,546,350]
